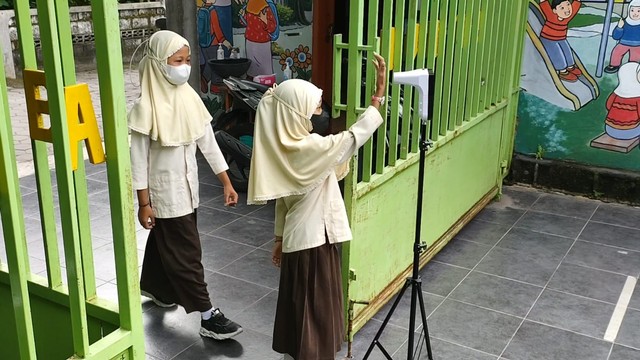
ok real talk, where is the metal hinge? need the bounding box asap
[349,268,357,282]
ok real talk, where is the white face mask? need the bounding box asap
[165,64,191,85]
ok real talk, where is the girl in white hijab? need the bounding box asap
[605,0,640,73]
[248,54,387,359]
[129,30,243,340]
[604,61,640,140]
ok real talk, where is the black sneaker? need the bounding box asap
[604,65,620,74]
[199,308,243,340]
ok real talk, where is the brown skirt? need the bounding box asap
[139,211,212,313]
[273,241,345,360]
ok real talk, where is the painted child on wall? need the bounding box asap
[605,0,640,74]
[604,62,640,140]
[197,0,234,93]
[539,0,582,82]
[237,0,279,78]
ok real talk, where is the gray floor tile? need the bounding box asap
[564,241,640,277]
[246,202,276,223]
[210,217,278,248]
[394,337,498,360]
[616,308,640,349]
[514,211,587,239]
[172,329,281,360]
[579,221,640,252]
[609,344,640,360]
[232,291,278,337]
[503,321,612,360]
[200,234,256,272]
[527,289,614,338]
[530,193,598,219]
[496,227,573,260]
[476,246,560,286]
[217,249,280,290]
[547,263,629,304]
[456,220,512,246]
[427,300,521,355]
[474,206,526,227]
[204,271,272,318]
[629,281,640,311]
[591,203,640,230]
[373,290,445,331]
[501,186,541,210]
[420,261,470,297]
[341,318,409,360]
[432,238,492,269]
[201,191,256,216]
[195,206,243,235]
[142,306,202,360]
[450,271,542,317]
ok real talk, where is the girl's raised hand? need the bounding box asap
[371,53,387,96]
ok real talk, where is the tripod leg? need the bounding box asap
[416,281,434,360]
[407,283,419,359]
[363,279,412,359]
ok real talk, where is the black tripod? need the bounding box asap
[363,119,434,360]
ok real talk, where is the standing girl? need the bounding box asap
[247,54,387,359]
[128,30,242,340]
[605,0,640,74]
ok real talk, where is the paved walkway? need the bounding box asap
[5,68,140,177]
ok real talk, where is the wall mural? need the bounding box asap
[516,0,640,172]
[196,0,313,114]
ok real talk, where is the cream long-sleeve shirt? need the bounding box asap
[131,123,229,219]
[274,106,384,253]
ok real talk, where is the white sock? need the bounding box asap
[201,307,214,320]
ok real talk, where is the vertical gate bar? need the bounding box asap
[0,25,37,359]
[501,1,518,99]
[15,0,62,289]
[54,0,98,300]
[401,0,418,159]
[332,34,343,119]
[35,0,90,355]
[412,0,430,153]
[91,1,145,356]
[473,0,491,115]
[484,0,500,109]
[426,0,439,71]
[464,0,482,122]
[430,0,449,140]
[440,0,458,135]
[388,0,406,165]
[450,0,468,128]
[458,0,475,124]
[375,0,393,174]
[489,0,506,104]
[360,0,381,183]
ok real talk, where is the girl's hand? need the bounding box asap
[619,19,625,28]
[223,185,238,207]
[138,205,155,229]
[371,53,387,97]
[272,239,282,267]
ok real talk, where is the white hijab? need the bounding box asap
[627,0,640,26]
[128,30,211,146]
[247,79,352,205]
[613,62,640,98]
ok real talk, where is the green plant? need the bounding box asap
[535,144,545,160]
[276,4,294,26]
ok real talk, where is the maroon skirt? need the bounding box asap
[273,241,345,360]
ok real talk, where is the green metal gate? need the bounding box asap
[0,1,144,358]
[333,0,528,337]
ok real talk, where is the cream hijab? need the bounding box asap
[627,0,640,26]
[613,62,640,98]
[128,30,212,146]
[247,79,352,205]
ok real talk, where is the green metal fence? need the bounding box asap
[333,0,528,339]
[0,0,144,358]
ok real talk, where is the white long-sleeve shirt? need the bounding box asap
[130,123,229,219]
[274,106,383,253]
